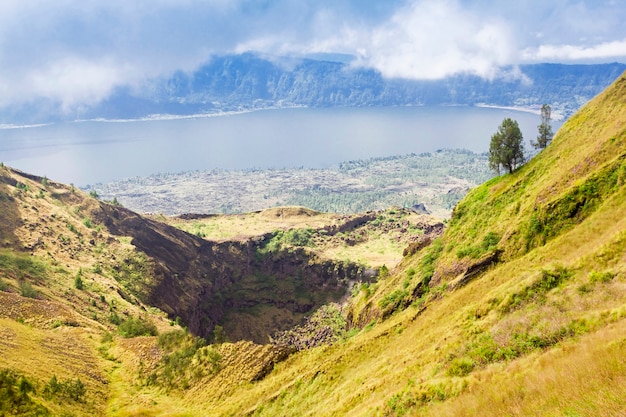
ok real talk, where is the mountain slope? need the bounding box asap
[2,54,625,124]
[199,71,626,415]
[89,57,626,121]
[0,72,625,416]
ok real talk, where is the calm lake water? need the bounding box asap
[0,106,561,186]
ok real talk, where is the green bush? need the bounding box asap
[149,330,215,390]
[379,289,409,316]
[0,369,50,415]
[212,325,227,344]
[118,316,158,338]
[589,271,615,284]
[456,231,500,259]
[501,265,571,312]
[19,280,37,298]
[74,269,84,290]
[379,264,389,278]
[43,375,86,402]
[420,238,444,286]
[447,357,475,377]
[0,250,47,280]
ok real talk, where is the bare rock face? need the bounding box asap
[97,203,367,343]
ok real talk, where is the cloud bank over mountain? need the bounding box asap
[1,0,625,112]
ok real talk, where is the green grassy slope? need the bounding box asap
[0,71,625,416]
[197,72,626,416]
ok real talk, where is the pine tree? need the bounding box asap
[532,104,554,149]
[489,118,525,175]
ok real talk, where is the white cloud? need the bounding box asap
[27,57,139,111]
[0,0,625,113]
[357,0,516,79]
[522,38,626,61]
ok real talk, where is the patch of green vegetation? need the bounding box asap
[455,319,592,375]
[43,375,86,402]
[259,228,316,254]
[0,368,50,416]
[0,250,47,281]
[501,265,572,312]
[379,289,409,317]
[16,182,30,193]
[118,315,158,338]
[524,158,626,251]
[19,280,38,298]
[146,330,220,391]
[385,380,466,416]
[456,231,501,259]
[74,268,84,290]
[273,304,347,349]
[446,357,476,377]
[108,251,151,300]
[588,270,615,284]
[419,238,444,287]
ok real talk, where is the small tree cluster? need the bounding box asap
[43,375,86,402]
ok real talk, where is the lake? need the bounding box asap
[0,106,561,186]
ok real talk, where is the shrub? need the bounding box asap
[589,271,615,284]
[501,265,572,312]
[420,238,444,286]
[109,312,121,325]
[74,269,84,290]
[212,325,227,344]
[447,357,475,377]
[82,218,93,229]
[43,375,86,402]
[379,289,409,316]
[149,331,213,390]
[19,280,37,298]
[0,250,47,281]
[118,316,158,338]
[0,369,50,415]
[379,264,389,278]
[89,190,99,199]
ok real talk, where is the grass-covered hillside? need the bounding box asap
[196,71,626,416]
[0,71,625,416]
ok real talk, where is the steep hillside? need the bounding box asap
[1,71,625,416]
[194,71,626,415]
[241,72,626,416]
[0,163,437,415]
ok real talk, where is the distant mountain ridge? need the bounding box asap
[2,54,625,124]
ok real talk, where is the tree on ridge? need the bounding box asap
[489,118,525,175]
[532,104,554,149]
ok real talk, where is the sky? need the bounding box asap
[1,0,625,112]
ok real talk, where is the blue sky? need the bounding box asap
[1,0,625,112]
